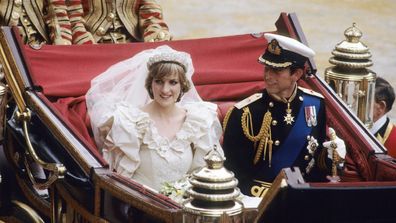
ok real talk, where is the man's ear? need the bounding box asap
[291,68,304,81]
[378,100,388,114]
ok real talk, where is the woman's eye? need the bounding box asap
[170,80,179,85]
[154,79,163,84]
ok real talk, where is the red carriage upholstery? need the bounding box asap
[20,30,396,182]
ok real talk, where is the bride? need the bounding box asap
[86,45,224,192]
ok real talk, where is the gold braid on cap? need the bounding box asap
[241,107,273,166]
[258,58,292,68]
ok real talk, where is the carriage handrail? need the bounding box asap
[0,28,66,190]
[0,29,26,112]
[18,109,67,190]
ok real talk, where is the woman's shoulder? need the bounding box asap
[183,101,218,115]
[182,101,219,125]
[183,101,217,110]
[112,102,150,123]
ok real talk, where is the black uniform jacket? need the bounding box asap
[223,87,330,197]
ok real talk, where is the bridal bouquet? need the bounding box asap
[159,176,191,204]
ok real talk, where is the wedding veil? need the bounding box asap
[86,45,202,145]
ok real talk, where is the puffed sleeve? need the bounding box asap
[99,103,149,178]
[183,102,224,171]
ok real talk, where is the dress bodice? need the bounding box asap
[99,101,223,191]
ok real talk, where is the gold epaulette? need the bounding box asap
[222,106,234,131]
[298,86,324,99]
[234,93,262,109]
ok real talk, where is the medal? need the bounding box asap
[269,83,297,125]
[284,103,294,125]
[304,106,317,127]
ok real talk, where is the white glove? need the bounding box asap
[322,128,346,160]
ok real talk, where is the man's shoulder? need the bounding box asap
[384,121,396,155]
[234,93,263,109]
[388,121,396,135]
[298,86,324,99]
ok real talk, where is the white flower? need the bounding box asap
[159,175,191,204]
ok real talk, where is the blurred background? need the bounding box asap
[159,0,396,119]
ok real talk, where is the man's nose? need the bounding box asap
[264,70,273,80]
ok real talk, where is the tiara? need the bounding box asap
[147,51,189,71]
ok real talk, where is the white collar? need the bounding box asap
[370,114,388,134]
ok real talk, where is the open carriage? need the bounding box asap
[1,12,396,222]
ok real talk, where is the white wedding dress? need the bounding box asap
[98,101,223,191]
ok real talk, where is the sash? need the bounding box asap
[268,94,320,179]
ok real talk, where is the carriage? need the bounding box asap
[0,12,396,223]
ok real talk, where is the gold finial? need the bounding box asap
[329,23,372,69]
[344,22,363,43]
[204,145,224,169]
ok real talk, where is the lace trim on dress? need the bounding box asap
[132,102,218,161]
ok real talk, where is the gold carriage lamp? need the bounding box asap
[324,23,376,128]
[182,146,244,222]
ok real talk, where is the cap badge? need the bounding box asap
[268,39,282,55]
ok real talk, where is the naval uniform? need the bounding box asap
[223,87,331,197]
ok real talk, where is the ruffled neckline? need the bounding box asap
[127,104,210,160]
